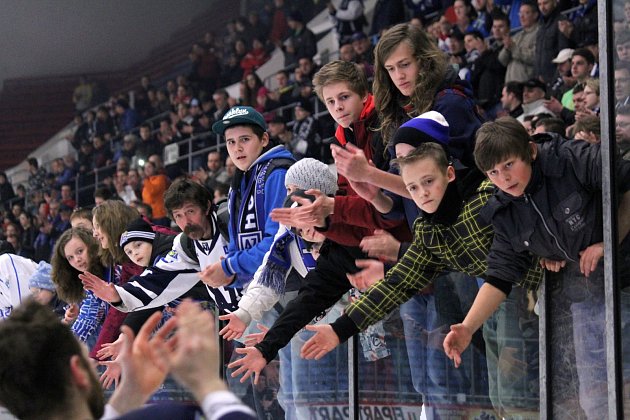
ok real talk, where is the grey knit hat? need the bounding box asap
[284,158,337,196]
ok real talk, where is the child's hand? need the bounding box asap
[218,313,248,341]
[347,259,385,291]
[62,303,79,325]
[579,242,604,277]
[300,324,340,360]
[359,230,401,262]
[199,262,234,288]
[244,323,269,346]
[331,143,372,182]
[270,189,333,229]
[538,258,566,272]
[97,334,124,360]
[228,346,268,384]
[79,271,120,302]
[443,323,473,368]
[99,359,121,390]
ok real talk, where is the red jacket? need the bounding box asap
[323,94,411,246]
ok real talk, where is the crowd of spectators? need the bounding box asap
[0,0,626,416]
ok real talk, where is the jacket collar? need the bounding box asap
[334,93,376,147]
[424,180,462,225]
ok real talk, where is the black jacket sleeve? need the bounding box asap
[255,242,364,362]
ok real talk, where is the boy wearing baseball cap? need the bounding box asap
[201,106,295,289]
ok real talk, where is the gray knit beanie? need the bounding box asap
[284,158,338,196]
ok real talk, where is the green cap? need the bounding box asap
[212,106,267,135]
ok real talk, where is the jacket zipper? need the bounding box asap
[525,194,575,262]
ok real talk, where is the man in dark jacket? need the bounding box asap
[467,26,507,120]
[280,12,317,67]
[534,0,571,84]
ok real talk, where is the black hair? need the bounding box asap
[163,178,213,217]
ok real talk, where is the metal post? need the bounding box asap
[348,334,359,420]
[598,0,623,418]
[538,276,550,419]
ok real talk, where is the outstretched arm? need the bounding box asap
[300,324,340,360]
[107,311,173,414]
[443,283,506,367]
[153,300,257,419]
[80,271,121,303]
[228,346,269,385]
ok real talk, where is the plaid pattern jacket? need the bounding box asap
[340,179,542,333]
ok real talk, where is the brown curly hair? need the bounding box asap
[51,228,104,303]
[373,23,448,146]
[92,200,140,265]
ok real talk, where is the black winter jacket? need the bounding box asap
[482,133,630,285]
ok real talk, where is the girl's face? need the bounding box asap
[383,42,418,98]
[64,236,90,272]
[123,240,153,267]
[92,216,109,249]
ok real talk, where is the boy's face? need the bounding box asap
[322,82,367,129]
[570,55,593,80]
[225,126,269,171]
[71,217,93,232]
[616,114,630,144]
[384,42,418,97]
[401,158,455,214]
[485,152,535,197]
[583,85,598,110]
[617,41,630,62]
[124,241,153,267]
[296,225,326,243]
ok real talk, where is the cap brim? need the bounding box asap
[212,116,265,135]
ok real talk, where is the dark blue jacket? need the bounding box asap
[483,134,630,286]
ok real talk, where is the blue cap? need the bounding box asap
[392,111,450,148]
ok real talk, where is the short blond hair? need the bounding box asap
[313,60,368,102]
[393,142,449,173]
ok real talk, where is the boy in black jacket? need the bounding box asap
[445,117,630,418]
